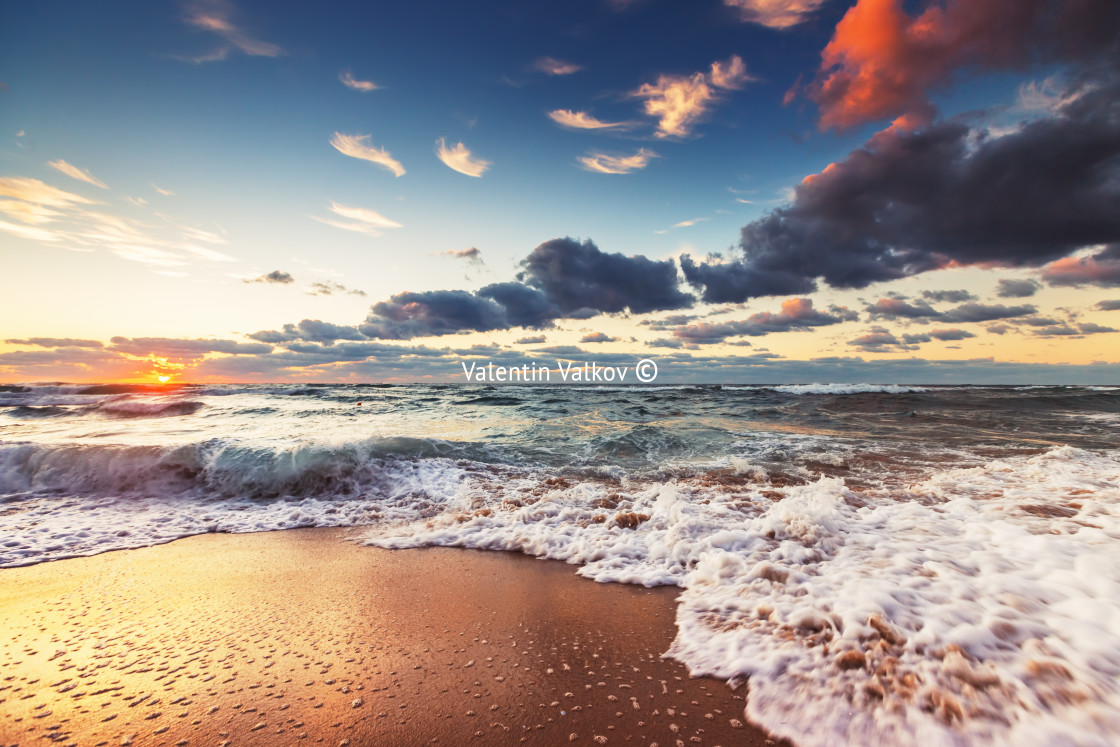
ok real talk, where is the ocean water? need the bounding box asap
[2,382,1119,745]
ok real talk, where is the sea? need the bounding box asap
[2,382,1119,746]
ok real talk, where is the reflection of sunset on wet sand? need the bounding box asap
[0,529,781,746]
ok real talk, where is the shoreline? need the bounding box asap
[0,528,786,746]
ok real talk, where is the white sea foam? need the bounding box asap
[366,446,1120,746]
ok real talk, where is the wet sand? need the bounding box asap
[0,528,786,746]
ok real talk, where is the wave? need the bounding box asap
[365,446,1120,746]
[4,405,76,419]
[766,383,932,395]
[95,400,205,418]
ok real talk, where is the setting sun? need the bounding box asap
[157,375,170,383]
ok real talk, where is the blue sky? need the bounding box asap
[2,0,1119,383]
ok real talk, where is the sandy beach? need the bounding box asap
[0,528,783,746]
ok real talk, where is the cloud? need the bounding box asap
[152,184,175,196]
[340,71,379,92]
[682,74,1120,303]
[577,148,657,174]
[515,335,547,345]
[866,297,940,319]
[939,303,1037,323]
[921,289,976,303]
[1097,299,1120,311]
[312,202,403,237]
[182,0,283,59]
[724,0,829,28]
[1032,322,1118,337]
[849,328,905,352]
[5,337,104,348]
[996,278,1043,297]
[435,139,491,178]
[928,328,976,341]
[672,217,709,229]
[532,57,582,76]
[47,160,108,189]
[249,319,367,344]
[108,336,272,359]
[307,281,366,297]
[671,298,852,343]
[580,332,618,343]
[245,270,294,285]
[547,110,631,130]
[806,0,1120,130]
[329,133,406,177]
[438,247,483,264]
[1042,245,1120,287]
[0,176,96,208]
[358,237,693,340]
[632,55,751,137]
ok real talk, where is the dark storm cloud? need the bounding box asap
[358,238,694,340]
[682,74,1120,303]
[517,237,693,315]
[245,270,294,285]
[5,338,104,348]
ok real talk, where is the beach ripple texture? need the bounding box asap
[2,381,1119,746]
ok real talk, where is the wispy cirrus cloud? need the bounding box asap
[329,132,406,177]
[339,71,379,92]
[547,109,631,130]
[632,55,751,138]
[47,159,109,189]
[311,201,403,238]
[724,0,829,29]
[532,57,583,76]
[152,184,175,196]
[435,139,491,178]
[0,176,96,208]
[577,148,657,174]
[181,0,283,61]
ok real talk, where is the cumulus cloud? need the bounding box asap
[515,335,547,345]
[249,319,367,344]
[580,332,618,343]
[435,138,491,178]
[940,303,1037,323]
[245,270,294,285]
[865,297,940,319]
[1097,299,1120,311]
[1032,322,1118,337]
[996,278,1043,297]
[928,328,976,341]
[182,0,283,60]
[547,110,631,130]
[47,159,108,189]
[357,237,693,340]
[339,71,378,92]
[682,73,1120,302]
[532,57,582,75]
[577,148,657,174]
[806,0,1120,130]
[632,55,751,138]
[724,0,829,28]
[330,133,405,177]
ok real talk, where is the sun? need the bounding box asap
[158,375,171,383]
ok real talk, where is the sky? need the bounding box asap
[1,0,1119,384]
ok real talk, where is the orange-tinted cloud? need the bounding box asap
[809,0,1043,130]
